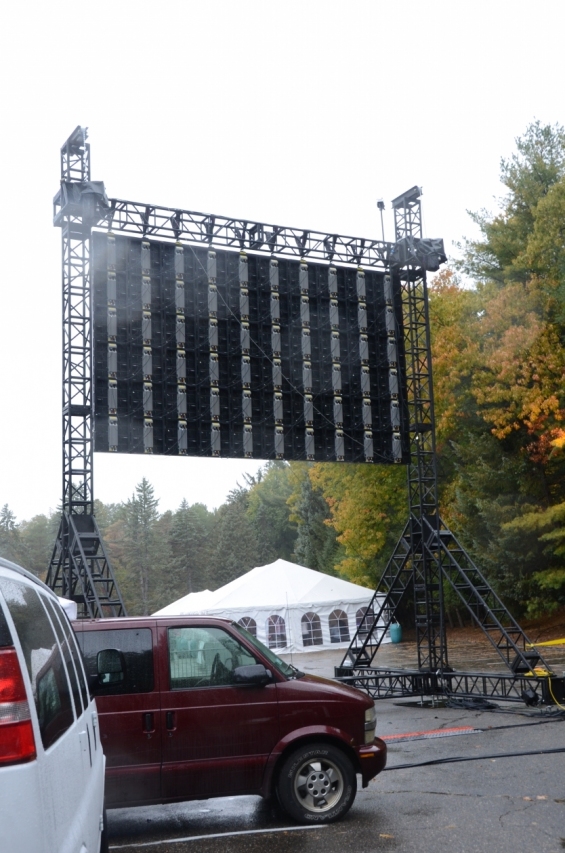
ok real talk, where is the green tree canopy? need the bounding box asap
[0,504,25,565]
[440,121,565,615]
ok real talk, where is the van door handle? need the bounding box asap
[166,711,176,733]
[143,713,154,737]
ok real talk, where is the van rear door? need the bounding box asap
[0,575,104,853]
[74,621,161,808]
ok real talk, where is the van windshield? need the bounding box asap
[232,623,303,679]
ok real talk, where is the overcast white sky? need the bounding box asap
[0,0,564,521]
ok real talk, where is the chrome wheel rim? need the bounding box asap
[293,757,344,813]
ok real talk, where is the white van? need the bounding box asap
[0,557,106,853]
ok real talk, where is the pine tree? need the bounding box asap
[460,121,565,285]
[288,465,338,574]
[169,499,214,596]
[18,512,58,576]
[0,504,25,565]
[210,488,259,589]
[246,462,297,564]
[121,479,163,615]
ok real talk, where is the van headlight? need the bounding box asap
[364,703,377,744]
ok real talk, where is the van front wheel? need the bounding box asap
[276,744,356,824]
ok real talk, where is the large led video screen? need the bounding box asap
[92,232,408,463]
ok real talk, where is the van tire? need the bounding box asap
[276,744,356,824]
[99,808,109,853]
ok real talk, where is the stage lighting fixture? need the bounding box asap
[510,651,540,674]
[521,688,539,707]
[392,236,447,272]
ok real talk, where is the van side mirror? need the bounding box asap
[233,664,271,687]
[96,648,125,685]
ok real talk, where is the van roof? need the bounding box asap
[0,556,54,596]
[72,615,233,628]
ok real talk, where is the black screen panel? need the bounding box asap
[92,232,408,463]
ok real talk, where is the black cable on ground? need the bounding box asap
[394,699,565,719]
[479,716,565,733]
[445,696,499,710]
[444,696,565,720]
[384,746,565,772]
[477,705,565,719]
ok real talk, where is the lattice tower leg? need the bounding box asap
[46,127,126,618]
[341,188,544,678]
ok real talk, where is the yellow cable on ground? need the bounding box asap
[526,667,565,711]
[547,678,565,711]
[526,638,565,647]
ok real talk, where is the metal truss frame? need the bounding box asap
[56,198,395,269]
[46,127,126,618]
[47,514,126,617]
[340,187,551,701]
[335,666,558,705]
[46,132,549,678]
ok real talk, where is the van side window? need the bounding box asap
[42,597,86,715]
[0,578,75,750]
[76,628,154,695]
[169,626,257,689]
[0,600,12,647]
[64,618,90,710]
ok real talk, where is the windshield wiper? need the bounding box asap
[288,664,305,678]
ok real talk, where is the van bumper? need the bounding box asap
[356,737,387,787]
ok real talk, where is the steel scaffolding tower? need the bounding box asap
[46,127,126,618]
[338,187,551,700]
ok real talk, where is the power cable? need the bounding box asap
[384,746,565,772]
[445,696,498,711]
[479,716,565,732]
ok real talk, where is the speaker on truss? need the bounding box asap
[391,236,447,272]
[510,650,540,674]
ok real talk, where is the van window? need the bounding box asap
[0,578,75,749]
[169,626,257,689]
[63,617,90,710]
[43,597,86,714]
[76,628,154,695]
[233,622,297,678]
[0,600,12,647]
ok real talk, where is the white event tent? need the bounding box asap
[154,558,388,653]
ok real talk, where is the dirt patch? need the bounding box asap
[520,609,565,643]
[399,607,565,645]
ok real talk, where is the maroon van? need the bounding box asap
[73,616,386,824]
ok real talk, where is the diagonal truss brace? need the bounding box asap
[48,514,126,618]
[342,516,550,674]
[340,185,549,685]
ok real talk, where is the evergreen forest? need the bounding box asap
[2,121,565,621]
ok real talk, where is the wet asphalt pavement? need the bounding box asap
[106,644,565,853]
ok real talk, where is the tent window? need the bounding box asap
[329,609,350,643]
[237,617,257,638]
[356,607,375,634]
[301,612,323,647]
[267,615,287,649]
